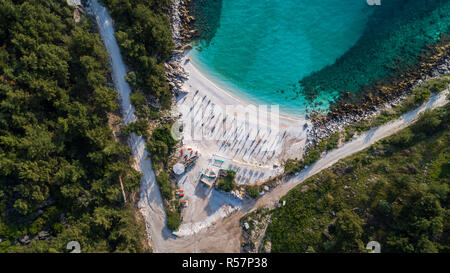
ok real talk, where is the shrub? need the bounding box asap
[121,119,150,139]
[422,77,450,93]
[304,149,321,166]
[374,110,397,126]
[130,90,146,106]
[285,159,304,175]
[217,170,236,192]
[326,133,340,151]
[149,108,160,120]
[130,91,151,119]
[145,125,176,169]
[413,87,431,105]
[412,110,442,136]
[152,126,176,147]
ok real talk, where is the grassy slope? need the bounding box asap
[267,103,450,253]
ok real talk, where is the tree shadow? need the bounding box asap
[204,188,243,217]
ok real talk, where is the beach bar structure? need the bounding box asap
[200,168,217,187]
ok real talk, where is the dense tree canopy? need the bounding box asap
[0,0,145,252]
[145,125,176,170]
[267,104,450,253]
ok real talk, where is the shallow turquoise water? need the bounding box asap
[191,0,373,116]
[191,0,450,117]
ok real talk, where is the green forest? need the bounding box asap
[285,75,450,177]
[267,103,450,253]
[0,0,146,252]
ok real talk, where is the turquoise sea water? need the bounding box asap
[191,0,450,117]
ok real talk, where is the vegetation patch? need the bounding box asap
[149,128,181,232]
[120,119,150,139]
[244,186,260,199]
[145,124,176,171]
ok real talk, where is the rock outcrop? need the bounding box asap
[305,42,450,150]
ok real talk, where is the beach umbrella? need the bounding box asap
[173,163,185,175]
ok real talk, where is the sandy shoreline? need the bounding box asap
[162,50,310,239]
[183,55,307,123]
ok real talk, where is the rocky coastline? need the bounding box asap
[305,41,450,149]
